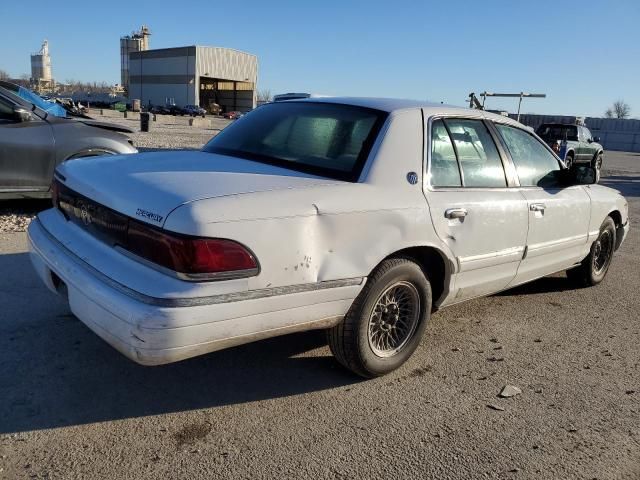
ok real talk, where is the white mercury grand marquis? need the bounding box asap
[28,98,630,377]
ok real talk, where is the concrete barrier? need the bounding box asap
[189,117,211,128]
[124,111,140,120]
[98,109,125,118]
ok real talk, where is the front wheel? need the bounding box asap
[327,258,431,378]
[567,217,616,286]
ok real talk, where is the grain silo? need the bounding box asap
[120,25,151,94]
[31,40,52,83]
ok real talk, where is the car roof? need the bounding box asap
[297,96,523,126]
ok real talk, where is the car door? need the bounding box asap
[0,94,55,191]
[493,123,591,286]
[582,127,597,161]
[425,116,529,304]
[577,126,591,163]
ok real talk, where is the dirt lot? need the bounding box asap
[0,144,638,479]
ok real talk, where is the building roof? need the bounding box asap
[130,45,256,59]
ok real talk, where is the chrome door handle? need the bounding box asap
[530,203,546,212]
[445,208,468,219]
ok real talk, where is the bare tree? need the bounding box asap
[605,100,631,119]
[257,88,272,103]
[0,69,9,80]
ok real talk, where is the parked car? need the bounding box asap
[182,105,207,117]
[0,80,67,118]
[536,123,604,180]
[28,98,629,377]
[149,105,171,115]
[0,84,137,199]
[223,110,243,119]
[207,102,222,115]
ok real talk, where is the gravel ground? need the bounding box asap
[0,149,638,479]
[95,113,232,151]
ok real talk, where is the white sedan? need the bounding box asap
[28,98,630,377]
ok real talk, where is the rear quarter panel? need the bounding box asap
[164,109,455,293]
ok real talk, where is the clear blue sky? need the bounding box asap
[1,0,638,117]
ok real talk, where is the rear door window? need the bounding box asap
[429,118,507,188]
[430,120,461,187]
[444,119,507,188]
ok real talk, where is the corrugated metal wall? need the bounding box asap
[513,114,640,153]
[195,47,257,109]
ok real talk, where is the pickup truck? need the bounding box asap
[536,123,604,181]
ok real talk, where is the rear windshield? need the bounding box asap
[203,102,387,181]
[536,124,578,142]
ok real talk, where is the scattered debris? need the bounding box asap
[489,338,499,343]
[451,347,461,352]
[568,425,578,432]
[499,385,522,398]
[533,339,542,343]
[487,403,505,411]
[534,386,544,394]
[625,390,635,395]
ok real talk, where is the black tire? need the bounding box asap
[565,153,574,169]
[327,257,432,378]
[567,217,616,286]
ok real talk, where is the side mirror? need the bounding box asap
[13,106,32,122]
[571,165,596,185]
[593,136,600,143]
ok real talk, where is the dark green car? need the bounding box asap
[536,123,604,181]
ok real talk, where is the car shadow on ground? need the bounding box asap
[599,175,640,198]
[0,254,360,435]
[496,274,577,297]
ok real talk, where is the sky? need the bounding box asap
[1,0,638,117]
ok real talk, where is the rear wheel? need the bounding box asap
[567,217,616,286]
[327,258,431,378]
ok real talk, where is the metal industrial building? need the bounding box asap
[128,46,258,112]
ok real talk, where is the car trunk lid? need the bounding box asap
[55,150,342,228]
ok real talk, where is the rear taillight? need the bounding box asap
[125,221,259,281]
